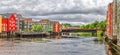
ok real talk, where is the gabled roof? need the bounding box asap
[9,13,16,20]
[0,13,11,19]
[0,13,16,20]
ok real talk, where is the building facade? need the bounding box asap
[8,13,16,31]
[106,3,113,35]
[0,15,2,33]
[13,13,33,32]
[31,19,60,33]
[24,18,32,31]
[2,18,8,32]
[0,13,61,33]
[53,21,60,33]
[113,0,120,44]
[39,19,52,32]
[14,14,24,31]
[0,13,17,32]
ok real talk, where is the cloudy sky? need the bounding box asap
[0,0,112,25]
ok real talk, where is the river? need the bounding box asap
[0,36,106,55]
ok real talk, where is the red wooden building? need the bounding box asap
[8,13,16,32]
[53,21,60,33]
[106,3,113,35]
[2,18,8,32]
[1,13,16,32]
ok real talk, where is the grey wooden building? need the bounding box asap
[113,0,120,44]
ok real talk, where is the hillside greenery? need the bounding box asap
[75,20,106,29]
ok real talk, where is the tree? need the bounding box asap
[31,24,43,32]
[88,24,94,28]
[79,20,106,29]
[98,20,106,28]
[22,21,25,31]
[61,23,72,28]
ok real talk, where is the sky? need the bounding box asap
[0,0,113,26]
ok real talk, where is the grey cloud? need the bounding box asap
[0,0,108,16]
[39,6,106,16]
[0,0,112,25]
[28,14,105,24]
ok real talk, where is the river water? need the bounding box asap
[0,36,106,55]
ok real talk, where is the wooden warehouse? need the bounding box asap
[0,13,16,32]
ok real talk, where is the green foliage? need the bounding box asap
[78,20,106,29]
[98,20,106,28]
[61,23,72,28]
[31,24,43,32]
[97,30,103,40]
[71,20,106,38]
[22,21,25,30]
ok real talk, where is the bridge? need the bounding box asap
[61,27,106,36]
[62,27,105,32]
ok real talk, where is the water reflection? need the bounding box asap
[0,35,106,55]
[54,35,60,40]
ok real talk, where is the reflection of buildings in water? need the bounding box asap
[0,39,3,47]
[0,38,15,54]
[54,35,60,40]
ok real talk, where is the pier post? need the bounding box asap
[104,33,119,55]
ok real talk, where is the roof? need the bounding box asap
[0,13,11,19]
[39,19,50,24]
[0,13,21,19]
[25,18,32,22]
